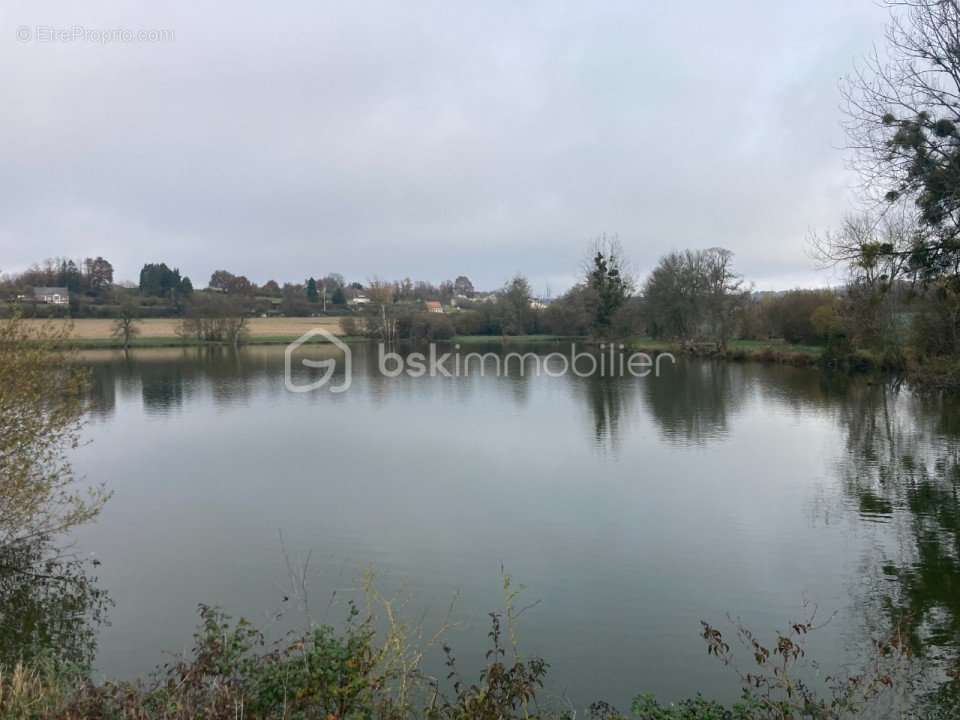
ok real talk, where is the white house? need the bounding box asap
[32,287,69,305]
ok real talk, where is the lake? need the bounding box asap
[67,342,960,710]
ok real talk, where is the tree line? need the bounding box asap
[0,241,867,353]
[3,256,115,299]
[0,259,484,318]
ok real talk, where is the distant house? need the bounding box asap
[424,300,443,314]
[32,287,69,305]
[348,294,371,307]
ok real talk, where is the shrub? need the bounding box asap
[432,612,548,720]
[340,315,362,337]
[542,285,598,337]
[910,281,960,358]
[628,693,741,719]
[416,313,455,340]
[762,290,838,345]
[178,295,249,345]
[0,582,552,719]
[451,309,501,337]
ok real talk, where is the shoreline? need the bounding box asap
[19,318,832,366]
[65,330,827,363]
[628,337,823,366]
[64,333,568,349]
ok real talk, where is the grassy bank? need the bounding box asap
[61,331,830,366]
[24,317,344,348]
[67,333,569,349]
[1,597,949,720]
[627,337,824,366]
[451,334,577,344]
[43,321,859,377]
[65,335,368,349]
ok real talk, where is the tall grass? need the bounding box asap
[0,578,951,720]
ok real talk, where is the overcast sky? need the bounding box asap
[1,1,890,294]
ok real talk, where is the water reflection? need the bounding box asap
[579,375,636,450]
[81,346,294,417]
[81,345,753,449]
[0,540,109,667]
[640,360,746,445]
[831,382,960,693]
[72,343,960,704]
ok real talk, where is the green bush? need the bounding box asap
[0,591,951,719]
[628,693,741,719]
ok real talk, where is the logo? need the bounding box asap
[284,329,352,393]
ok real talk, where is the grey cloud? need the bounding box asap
[0,0,887,291]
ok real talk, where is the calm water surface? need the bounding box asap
[70,343,960,708]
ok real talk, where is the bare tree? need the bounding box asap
[842,0,960,280]
[110,297,140,350]
[367,277,397,343]
[812,213,916,286]
[702,248,748,351]
[179,294,249,348]
[643,248,746,347]
[812,213,919,348]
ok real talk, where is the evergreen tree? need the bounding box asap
[586,236,633,334]
[139,263,183,298]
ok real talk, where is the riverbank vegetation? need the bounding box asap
[3,312,960,718]
[0,316,111,672]
[0,570,952,719]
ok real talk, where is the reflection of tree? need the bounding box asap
[82,347,289,413]
[835,382,960,698]
[890,458,960,650]
[141,363,187,412]
[751,364,854,412]
[85,363,117,420]
[641,359,746,445]
[578,374,638,451]
[499,348,534,408]
[357,342,398,402]
[208,348,257,407]
[0,539,109,667]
